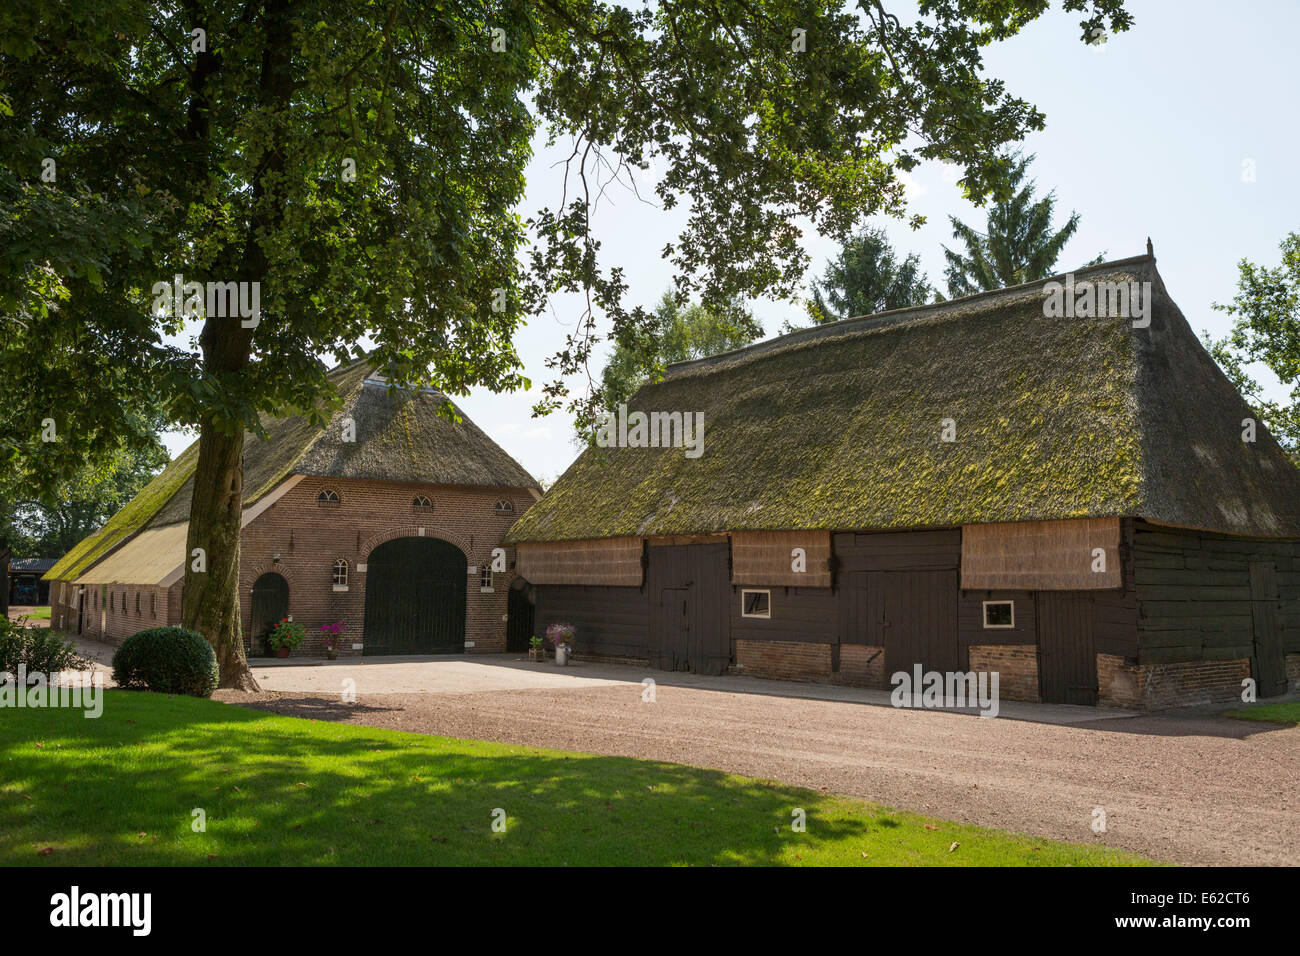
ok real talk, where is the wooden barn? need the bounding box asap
[506,253,1300,709]
[44,359,539,657]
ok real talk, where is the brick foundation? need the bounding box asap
[733,640,831,682]
[968,644,1040,702]
[1097,653,1251,710]
[831,644,886,688]
[1287,653,1300,693]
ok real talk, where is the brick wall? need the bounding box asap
[237,475,534,657]
[733,640,831,682]
[1097,653,1251,709]
[48,475,534,657]
[1287,653,1300,692]
[969,644,1040,702]
[62,581,175,646]
[831,644,886,688]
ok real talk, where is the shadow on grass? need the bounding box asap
[0,690,887,866]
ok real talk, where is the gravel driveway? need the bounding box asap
[218,656,1300,866]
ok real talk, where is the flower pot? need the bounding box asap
[325,648,339,660]
[554,645,570,666]
[275,647,290,659]
[528,647,545,662]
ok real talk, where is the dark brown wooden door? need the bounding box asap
[506,580,535,653]
[655,586,690,670]
[1250,562,1287,697]
[363,537,466,655]
[647,543,730,674]
[1038,592,1097,705]
[249,572,290,650]
[879,570,960,676]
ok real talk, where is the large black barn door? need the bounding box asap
[363,537,467,655]
[249,572,290,647]
[1038,592,1097,705]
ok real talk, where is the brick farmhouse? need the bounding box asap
[44,359,539,657]
[506,253,1300,709]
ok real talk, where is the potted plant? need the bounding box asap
[528,635,545,662]
[546,622,576,666]
[321,621,345,660]
[268,618,306,658]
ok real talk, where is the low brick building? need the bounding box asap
[44,360,539,657]
[507,252,1300,710]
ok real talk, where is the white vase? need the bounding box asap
[555,645,569,666]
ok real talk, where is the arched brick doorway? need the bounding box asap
[249,572,290,656]
[363,537,466,655]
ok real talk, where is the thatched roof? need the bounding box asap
[508,254,1300,543]
[47,359,537,582]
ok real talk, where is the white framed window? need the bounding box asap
[494,500,514,514]
[332,559,349,590]
[982,600,1015,629]
[741,589,771,619]
[412,494,433,513]
[480,566,494,592]
[317,488,341,506]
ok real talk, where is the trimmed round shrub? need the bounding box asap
[113,627,219,698]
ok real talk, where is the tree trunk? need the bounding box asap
[177,0,294,691]
[182,422,259,690]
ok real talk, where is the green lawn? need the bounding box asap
[1227,700,1300,726]
[0,690,1152,866]
[19,606,50,620]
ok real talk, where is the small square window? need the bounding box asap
[741,589,771,619]
[480,566,494,592]
[982,600,1015,629]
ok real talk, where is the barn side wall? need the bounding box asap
[523,517,1300,710]
[1127,520,1300,705]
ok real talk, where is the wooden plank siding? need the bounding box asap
[1133,520,1300,665]
[533,584,650,662]
[730,586,838,647]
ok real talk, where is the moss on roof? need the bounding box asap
[48,358,537,582]
[43,442,200,582]
[508,256,1300,543]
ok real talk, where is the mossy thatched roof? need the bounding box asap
[508,255,1300,543]
[47,359,537,582]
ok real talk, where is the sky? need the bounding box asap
[160,0,1300,486]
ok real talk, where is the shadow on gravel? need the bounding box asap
[218,693,402,722]
[1067,713,1293,739]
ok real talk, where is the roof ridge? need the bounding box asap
[663,251,1158,379]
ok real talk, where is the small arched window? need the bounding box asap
[317,488,341,506]
[412,494,433,513]
[494,500,514,514]
[332,559,349,589]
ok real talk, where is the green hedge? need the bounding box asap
[112,627,219,698]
